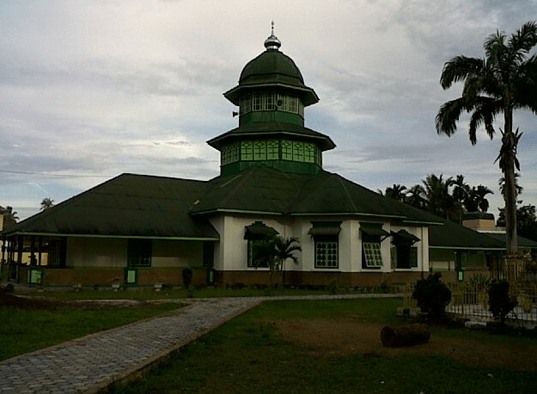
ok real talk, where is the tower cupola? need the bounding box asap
[208,26,335,176]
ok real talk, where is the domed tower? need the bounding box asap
[208,26,335,176]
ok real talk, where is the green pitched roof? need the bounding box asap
[484,233,537,249]
[3,174,218,239]
[4,167,446,239]
[428,219,505,250]
[207,121,336,151]
[191,166,443,224]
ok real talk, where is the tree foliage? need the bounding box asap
[435,21,537,254]
[40,198,55,211]
[254,235,301,287]
[380,173,492,223]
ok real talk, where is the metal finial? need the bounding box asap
[264,21,281,50]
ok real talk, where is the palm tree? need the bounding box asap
[2,206,19,228]
[383,184,408,203]
[254,235,301,287]
[436,21,537,253]
[422,174,455,219]
[406,184,427,209]
[40,198,54,211]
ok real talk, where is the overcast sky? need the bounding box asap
[1,0,537,221]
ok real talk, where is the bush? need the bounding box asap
[182,268,193,289]
[412,273,452,321]
[488,280,518,324]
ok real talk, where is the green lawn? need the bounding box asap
[103,298,537,394]
[0,303,182,361]
[26,285,387,300]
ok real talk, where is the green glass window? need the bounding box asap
[267,140,279,160]
[221,145,231,165]
[304,143,315,163]
[363,242,383,268]
[230,142,240,162]
[293,141,304,162]
[282,140,293,160]
[289,97,298,113]
[254,140,267,160]
[241,141,253,160]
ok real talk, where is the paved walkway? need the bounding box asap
[0,294,399,394]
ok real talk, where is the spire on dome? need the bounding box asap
[264,21,281,50]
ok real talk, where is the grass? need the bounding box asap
[0,302,182,361]
[103,298,537,394]
[26,285,393,301]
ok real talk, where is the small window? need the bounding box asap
[254,140,267,160]
[281,140,293,160]
[264,92,275,110]
[252,93,263,111]
[248,240,268,268]
[241,141,253,160]
[267,140,279,160]
[240,94,251,114]
[363,242,383,268]
[315,238,338,268]
[392,245,418,269]
[128,239,152,267]
[304,143,315,163]
[293,141,304,162]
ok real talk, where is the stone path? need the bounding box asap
[0,298,261,394]
[0,294,399,394]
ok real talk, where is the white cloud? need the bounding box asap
[1,0,536,219]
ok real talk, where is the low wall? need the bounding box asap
[34,267,207,287]
[217,270,430,287]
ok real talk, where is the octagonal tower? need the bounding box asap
[208,27,335,176]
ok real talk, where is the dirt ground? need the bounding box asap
[272,318,537,372]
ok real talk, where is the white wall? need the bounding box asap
[152,240,203,268]
[208,213,431,275]
[67,238,127,268]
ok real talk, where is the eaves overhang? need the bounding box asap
[224,83,319,107]
[2,231,220,241]
[207,129,336,151]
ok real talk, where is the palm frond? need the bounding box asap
[440,56,484,89]
[435,98,465,136]
[509,21,537,56]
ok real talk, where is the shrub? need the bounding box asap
[488,280,518,324]
[412,273,452,321]
[182,268,193,289]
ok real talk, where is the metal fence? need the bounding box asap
[403,281,537,326]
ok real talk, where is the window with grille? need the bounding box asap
[241,141,253,160]
[315,239,338,268]
[267,140,279,160]
[363,242,383,268]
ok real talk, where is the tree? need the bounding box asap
[254,235,301,287]
[2,206,19,228]
[498,203,537,242]
[40,198,54,211]
[436,21,537,254]
[383,184,408,203]
[421,174,457,220]
[406,184,427,209]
